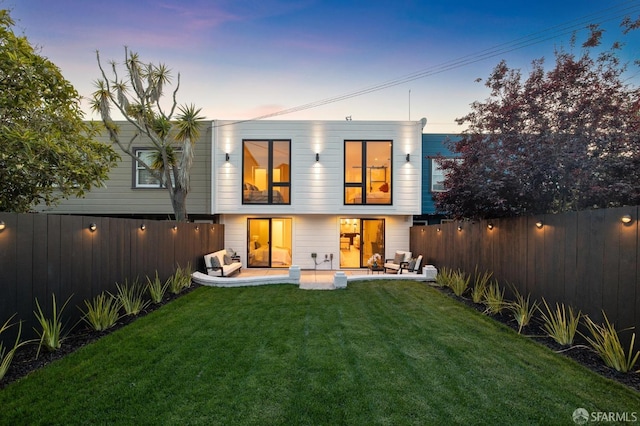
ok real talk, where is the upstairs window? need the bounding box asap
[243,140,291,204]
[344,140,392,205]
[133,147,181,188]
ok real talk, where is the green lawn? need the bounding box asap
[1,281,638,425]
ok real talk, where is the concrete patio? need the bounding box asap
[191,266,438,290]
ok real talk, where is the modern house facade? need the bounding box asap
[213,119,423,270]
[41,119,425,270]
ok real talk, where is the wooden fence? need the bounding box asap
[0,213,223,344]
[410,205,640,344]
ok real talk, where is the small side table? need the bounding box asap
[368,265,384,274]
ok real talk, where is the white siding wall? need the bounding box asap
[212,120,422,215]
[221,213,413,270]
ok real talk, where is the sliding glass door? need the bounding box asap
[247,218,292,268]
[339,218,385,268]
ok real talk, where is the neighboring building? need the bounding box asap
[37,122,214,221]
[414,133,461,225]
[214,119,423,270]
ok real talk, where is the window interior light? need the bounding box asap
[0,220,5,231]
[535,220,544,229]
[621,214,632,224]
[89,223,97,232]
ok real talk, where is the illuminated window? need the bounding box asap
[344,140,392,205]
[243,140,291,204]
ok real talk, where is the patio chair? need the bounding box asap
[399,255,422,274]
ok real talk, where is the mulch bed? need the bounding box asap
[432,285,640,393]
[2,283,639,393]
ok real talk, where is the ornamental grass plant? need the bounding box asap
[33,294,72,358]
[507,287,539,334]
[0,315,28,381]
[146,271,170,304]
[540,298,581,346]
[80,293,122,332]
[471,267,493,304]
[582,312,640,373]
[115,279,149,316]
[483,279,505,314]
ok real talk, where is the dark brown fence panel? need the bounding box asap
[411,206,640,347]
[0,213,224,345]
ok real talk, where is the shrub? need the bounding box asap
[0,315,28,381]
[540,299,580,346]
[116,279,150,316]
[483,280,505,315]
[146,271,170,304]
[80,293,122,331]
[471,267,493,304]
[449,269,470,297]
[582,312,640,373]
[507,287,539,334]
[33,294,72,358]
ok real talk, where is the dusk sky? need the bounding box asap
[8,0,640,132]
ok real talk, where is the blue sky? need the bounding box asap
[7,0,640,132]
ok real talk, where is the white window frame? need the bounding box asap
[134,148,181,189]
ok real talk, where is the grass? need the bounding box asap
[2,281,639,424]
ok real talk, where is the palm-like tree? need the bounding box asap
[91,47,204,222]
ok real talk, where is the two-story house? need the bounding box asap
[213,119,423,270]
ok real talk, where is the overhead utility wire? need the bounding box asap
[215,1,640,127]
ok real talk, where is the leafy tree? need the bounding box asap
[435,21,640,220]
[0,10,118,212]
[92,47,204,222]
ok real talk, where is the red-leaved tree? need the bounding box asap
[435,21,640,220]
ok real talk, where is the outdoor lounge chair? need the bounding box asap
[399,255,422,274]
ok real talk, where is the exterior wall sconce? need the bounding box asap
[315,153,320,162]
[457,225,463,232]
[195,225,200,231]
[140,224,146,231]
[89,223,97,232]
[406,153,410,162]
[172,225,178,231]
[487,223,494,230]
[535,221,544,229]
[225,153,230,161]
[0,220,5,232]
[621,214,632,224]
[436,227,441,232]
